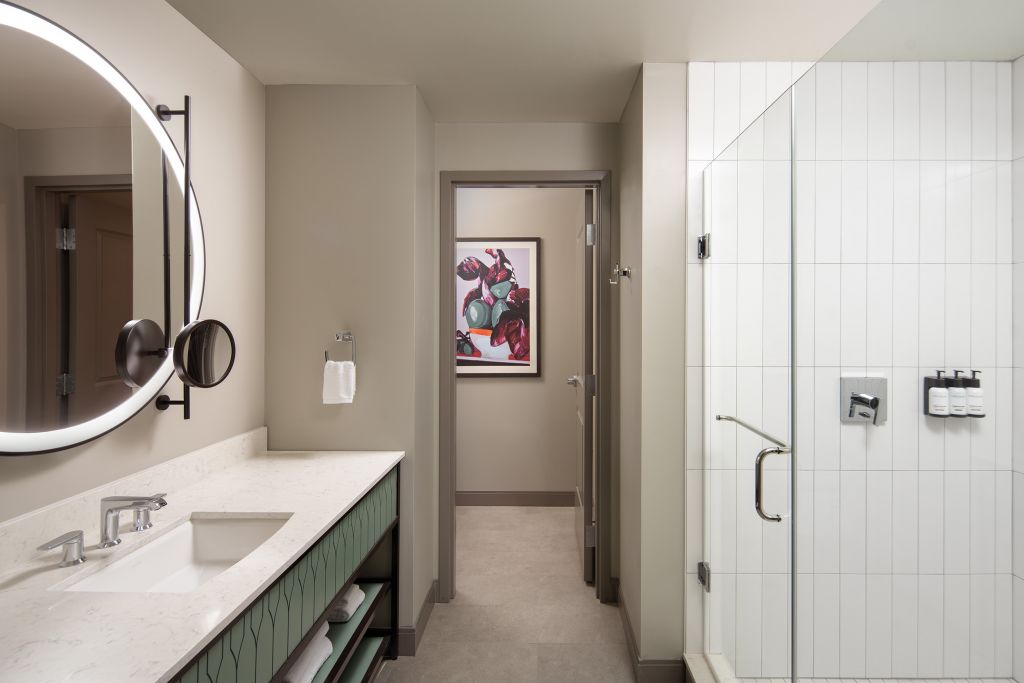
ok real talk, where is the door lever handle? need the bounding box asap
[755,446,790,522]
[566,375,581,386]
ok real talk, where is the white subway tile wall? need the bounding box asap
[687,59,1020,679]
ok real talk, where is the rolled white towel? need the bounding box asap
[282,632,332,683]
[326,584,366,623]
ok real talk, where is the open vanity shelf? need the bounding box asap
[169,465,400,683]
[312,582,390,683]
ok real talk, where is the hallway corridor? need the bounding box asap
[381,507,632,682]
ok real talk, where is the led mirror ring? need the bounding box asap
[172,320,236,389]
[115,319,167,389]
[0,2,205,454]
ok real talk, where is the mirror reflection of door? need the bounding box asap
[26,181,133,429]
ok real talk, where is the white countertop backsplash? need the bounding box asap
[0,427,404,683]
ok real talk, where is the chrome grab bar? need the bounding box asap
[755,446,790,522]
[715,414,787,448]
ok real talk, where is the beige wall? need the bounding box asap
[413,90,439,616]
[0,0,266,522]
[616,63,688,661]
[265,84,437,628]
[638,62,687,660]
[455,187,584,493]
[617,71,644,645]
[436,122,618,173]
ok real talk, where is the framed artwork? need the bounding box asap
[455,237,540,377]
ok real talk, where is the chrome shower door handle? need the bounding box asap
[754,446,790,522]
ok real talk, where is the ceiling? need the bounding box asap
[823,0,1024,62]
[0,25,129,130]
[166,0,878,123]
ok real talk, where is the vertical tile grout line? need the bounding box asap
[889,58,897,681]
[917,59,924,678]
[967,60,974,679]
[836,61,844,678]
[863,60,870,679]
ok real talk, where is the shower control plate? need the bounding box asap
[840,376,887,425]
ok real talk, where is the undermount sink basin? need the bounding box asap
[66,513,292,594]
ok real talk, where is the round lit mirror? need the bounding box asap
[115,319,167,389]
[0,4,204,454]
[172,320,235,388]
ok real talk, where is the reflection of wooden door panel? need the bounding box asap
[23,177,132,430]
[70,191,132,424]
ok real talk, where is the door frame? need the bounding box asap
[438,170,615,603]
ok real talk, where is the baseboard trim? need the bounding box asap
[455,490,575,507]
[396,579,437,656]
[619,590,685,683]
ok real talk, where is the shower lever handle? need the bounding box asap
[755,446,790,523]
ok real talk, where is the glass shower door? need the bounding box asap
[702,89,794,680]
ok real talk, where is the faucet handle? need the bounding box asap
[849,392,881,424]
[102,493,167,505]
[37,530,86,568]
[131,496,166,531]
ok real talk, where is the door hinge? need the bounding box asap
[697,561,711,592]
[56,227,76,251]
[697,233,710,260]
[586,374,597,396]
[585,223,596,246]
[584,524,597,548]
[56,373,76,396]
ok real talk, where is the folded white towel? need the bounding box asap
[322,360,356,404]
[282,632,332,683]
[326,584,366,623]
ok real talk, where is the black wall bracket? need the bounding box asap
[154,96,193,420]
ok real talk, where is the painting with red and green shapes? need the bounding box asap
[455,238,540,377]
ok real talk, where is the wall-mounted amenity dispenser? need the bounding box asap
[924,370,949,417]
[947,370,968,417]
[966,370,985,417]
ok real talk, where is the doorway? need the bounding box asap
[439,171,614,604]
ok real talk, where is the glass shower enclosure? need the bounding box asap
[696,0,1024,679]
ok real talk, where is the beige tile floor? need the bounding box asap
[379,506,635,682]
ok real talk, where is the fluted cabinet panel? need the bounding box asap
[170,467,398,683]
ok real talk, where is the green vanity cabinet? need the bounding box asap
[170,465,399,683]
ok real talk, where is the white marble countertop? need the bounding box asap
[0,449,404,682]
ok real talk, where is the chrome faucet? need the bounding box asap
[848,392,881,425]
[38,530,86,567]
[99,494,167,548]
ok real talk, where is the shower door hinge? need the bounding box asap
[697,561,711,592]
[584,524,596,548]
[586,374,597,397]
[56,227,76,251]
[585,223,596,246]
[56,373,75,396]
[697,233,710,260]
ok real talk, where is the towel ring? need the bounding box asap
[324,331,356,364]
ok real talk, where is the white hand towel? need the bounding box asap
[282,633,333,683]
[323,361,356,404]
[327,584,366,623]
